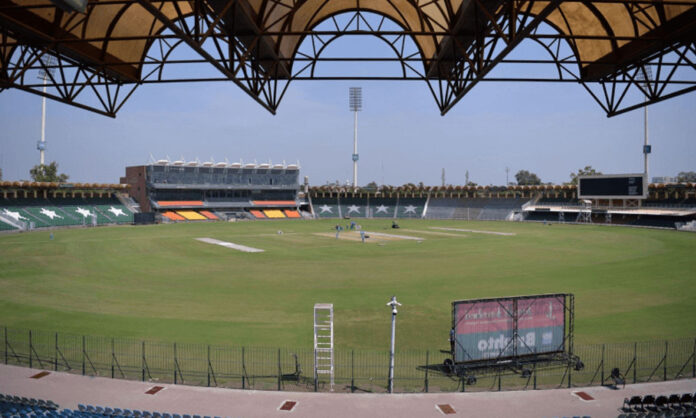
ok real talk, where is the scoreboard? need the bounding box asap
[578,174,647,199]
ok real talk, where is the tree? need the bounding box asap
[569,166,602,185]
[676,171,696,182]
[515,170,542,185]
[363,181,378,192]
[30,162,69,183]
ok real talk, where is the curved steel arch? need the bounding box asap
[0,0,694,117]
[293,11,427,79]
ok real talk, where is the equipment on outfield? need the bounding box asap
[313,303,334,391]
[447,293,579,378]
[386,296,402,393]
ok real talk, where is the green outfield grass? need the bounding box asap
[0,219,694,351]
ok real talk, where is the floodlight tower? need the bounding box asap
[638,66,652,180]
[37,56,55,166]
[349,87,362,190]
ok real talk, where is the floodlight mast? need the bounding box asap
[638,67,652,180]
[349,87,362,190]
[37,56,55,166]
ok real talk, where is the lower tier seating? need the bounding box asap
[162,211,185,221]
[263,209,286,219]
[0,197,134,228]
[176,211,208,221]
[199,211,219,220]
[249,210,266,219]
[283,209,301,218]
[0,393,222,418]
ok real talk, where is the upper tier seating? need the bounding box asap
[157,201,204,207]
[252,200,296,206]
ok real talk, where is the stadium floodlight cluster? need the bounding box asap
[150,158,299,170]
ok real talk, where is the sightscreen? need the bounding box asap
[578,174,647,199]
[452,295,567,363]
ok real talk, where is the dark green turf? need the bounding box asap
[0,220,694,350]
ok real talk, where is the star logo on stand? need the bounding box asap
[347,205,361,214]
[75,207,94,218]
[403,205,418,214]
[108,206,126,217]
[40,208,62,220]
[319,205,333,214]
[375,205,389,214]
[2,209,28,221]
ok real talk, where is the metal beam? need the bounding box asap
[439,0,563,115]
[135,0,277,114]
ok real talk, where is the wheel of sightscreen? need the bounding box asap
[443,358,454,374]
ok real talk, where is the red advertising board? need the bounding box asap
[452,294,568,363]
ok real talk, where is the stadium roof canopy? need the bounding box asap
[1,0,694,117]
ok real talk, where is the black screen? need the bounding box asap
[579,176,644,197]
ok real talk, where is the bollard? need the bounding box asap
[82,336,86,376]
[277,349,282,391]
[29,330,32,368]
[111,338,115,378]
[633,342,637,384]
[141,341,145,382]
[351,350,355,393]
[424,351,429,393]
[664,341,668,381]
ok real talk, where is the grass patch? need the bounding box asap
[0,219,694,350]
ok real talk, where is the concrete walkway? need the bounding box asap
[1,364,695,417]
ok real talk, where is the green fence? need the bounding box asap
[2,326,694,393]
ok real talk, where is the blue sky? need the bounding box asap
[1,24,694,186]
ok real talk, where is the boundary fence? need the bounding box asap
[2,326,694,393]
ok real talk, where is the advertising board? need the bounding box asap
[452,294,567,363]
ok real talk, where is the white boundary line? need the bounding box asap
[363,231,425,240]
[429,227,516,236]
[195,237,264,253]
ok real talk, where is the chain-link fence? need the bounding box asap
[2,326,694,393]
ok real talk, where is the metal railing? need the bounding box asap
[2,326,694,393]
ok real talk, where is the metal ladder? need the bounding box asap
[313,303,334,390]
